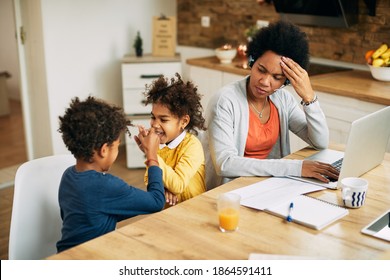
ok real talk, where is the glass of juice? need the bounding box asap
[217,193,241,232]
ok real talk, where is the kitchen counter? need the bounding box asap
[122,53,181,63]
[310,71,390,106]
[187,56,249,76]
[186,56,390,106]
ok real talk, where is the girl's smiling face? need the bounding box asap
[150,102,189,144]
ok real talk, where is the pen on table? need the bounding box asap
[286,202,294,222]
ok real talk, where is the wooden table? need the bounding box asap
[47,147,390,260]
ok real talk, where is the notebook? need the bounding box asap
[288,106,390,189]
[229,177,324,211]
[265,195,349,230]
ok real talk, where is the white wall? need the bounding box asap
[36,0,176,155]
[0,0,21,100]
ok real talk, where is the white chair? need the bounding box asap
[8,154,75,260]
[196,130,222,190]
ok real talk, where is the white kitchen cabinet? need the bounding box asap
[188,65,243,116]
[188,66,222,113]
[315,90,389,151]
[223,72,246,85]
[122,55,182,115]
[122,54,182,168]
[125,117,151,168]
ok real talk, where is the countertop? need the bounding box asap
[186,56,390,106]
[122,53,181,63]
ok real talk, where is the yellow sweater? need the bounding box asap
[144,132,206,202]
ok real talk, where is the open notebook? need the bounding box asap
[230,177,349,230]
[265,195,348,230]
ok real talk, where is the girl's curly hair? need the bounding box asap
[58,96,130,162]
[247,20,310,70]
[143,73,206,135]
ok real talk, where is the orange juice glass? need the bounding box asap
[217,193,241,232]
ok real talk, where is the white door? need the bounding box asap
[13,0,32,160]
[13,0,52,160]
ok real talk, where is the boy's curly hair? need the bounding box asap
[247,20,310,70]
[58,96,130,162]
[144,73,206,135]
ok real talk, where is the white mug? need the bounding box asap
[341,177,368,208]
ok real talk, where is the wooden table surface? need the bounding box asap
[47,147,390,260]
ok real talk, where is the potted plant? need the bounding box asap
[244,24,259,42]
[133,31,143,57]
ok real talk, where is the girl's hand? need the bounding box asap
[280,56,315,103]
[165,189,179,206]
[301,160,339,183]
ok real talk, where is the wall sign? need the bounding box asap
[152,15,176,57]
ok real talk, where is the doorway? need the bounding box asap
[0,100,27,170]
[0,0,27,174]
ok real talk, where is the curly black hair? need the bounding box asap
[247,20,310,70]
[58,96,130,162]
[143,73,206,136]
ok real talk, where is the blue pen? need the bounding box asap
[287,202,294,222]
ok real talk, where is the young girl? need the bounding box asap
[56,96,165,253]
[135,73,207,206]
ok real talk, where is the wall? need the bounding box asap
[16,0,176,157]
[42,0,177,155]
[177,0,390,65]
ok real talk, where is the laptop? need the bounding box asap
[287,106,390,189]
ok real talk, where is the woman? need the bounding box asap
[205,20,339,188]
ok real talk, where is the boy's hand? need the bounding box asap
[135,127,159,158]
[134,126,152,152]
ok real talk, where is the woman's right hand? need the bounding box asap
[280,56,315,103]
[301,160,339,183]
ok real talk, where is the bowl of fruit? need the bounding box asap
[365,43,390,82]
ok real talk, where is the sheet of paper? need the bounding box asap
[229,177,324,210]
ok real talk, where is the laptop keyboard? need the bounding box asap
[332,158,343,171]
[326,158,343,182]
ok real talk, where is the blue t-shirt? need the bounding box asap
[56,165,164,253]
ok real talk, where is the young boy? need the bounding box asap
[56,96,165,253]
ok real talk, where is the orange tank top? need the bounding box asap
[244,100,280,159]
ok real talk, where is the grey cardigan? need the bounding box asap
[203,76,329,189]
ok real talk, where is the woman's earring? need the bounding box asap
[248,55,255,68]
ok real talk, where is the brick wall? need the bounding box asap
[177,0,390,65]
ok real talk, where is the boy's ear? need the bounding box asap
[98,143,109,158]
